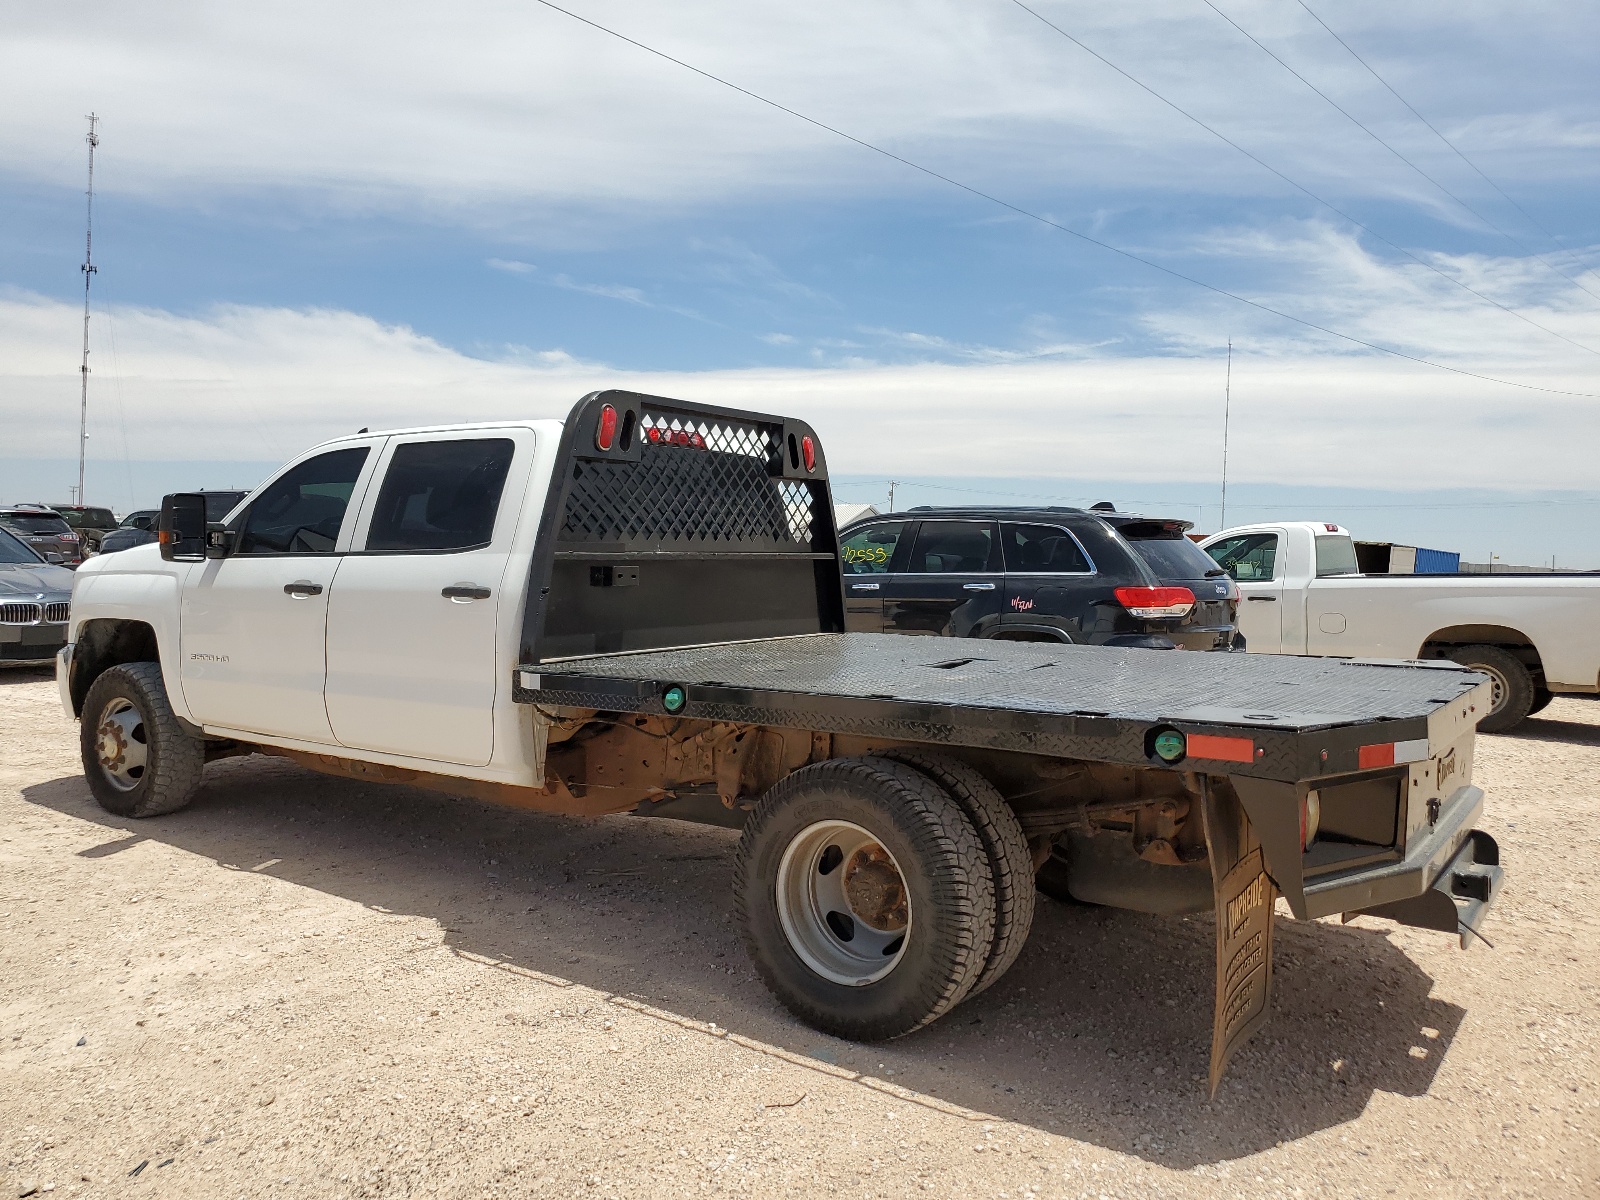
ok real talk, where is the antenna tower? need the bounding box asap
[76,113,99,505]
[1219,339,1232,530]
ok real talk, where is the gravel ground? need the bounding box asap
[2,666,1597,1199]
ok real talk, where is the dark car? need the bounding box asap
[97,492,248,555]
[0,526,74,665]
[837,504,1238,650]
[96,509,161,555]
[0,504,83,565]
[50,504,119,553]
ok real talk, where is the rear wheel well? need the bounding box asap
[1420,625,1543,684]
[70,619,160,717]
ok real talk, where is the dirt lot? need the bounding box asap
[2,668,1597,1199]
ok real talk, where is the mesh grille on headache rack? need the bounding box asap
[561,412,817,548]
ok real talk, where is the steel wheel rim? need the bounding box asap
[775,820,911,986]
[95,697,148,792]
[1476,663,1508,713]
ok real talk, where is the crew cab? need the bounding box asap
[1203,521,1600,731]
[839,505,1238,650]
[56,392,1503,1091]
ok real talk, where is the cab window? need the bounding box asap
[908,521,999,574]
[1207,533,1279,581]
[236,447,370,555]
[366,439,516,552]
[1315,534,1360,577]
[1000,523,1092,573]
[839,522,906,574]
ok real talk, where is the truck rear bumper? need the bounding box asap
[1302,784,1503,947]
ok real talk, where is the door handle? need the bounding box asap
[1247,595,1278,602]
[442,584,492,601]
[963,581,997,591]
[850,582,881,591]
[283,581,323,597]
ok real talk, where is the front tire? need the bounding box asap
[81,662,206,817]
[734,757,996,1040]
[1446,645,1534,733]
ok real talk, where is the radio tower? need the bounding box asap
[76,113,99,505]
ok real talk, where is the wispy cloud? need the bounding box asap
[5,285,1596,493]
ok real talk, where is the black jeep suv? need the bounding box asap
[838,504,1238,650]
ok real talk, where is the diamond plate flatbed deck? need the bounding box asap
[514,633,1487,782]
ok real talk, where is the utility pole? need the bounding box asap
[76,113,99,505]
[887,480,899,513]
[1219,339,1232,531]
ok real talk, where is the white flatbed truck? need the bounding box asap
[58,392,1503,1091]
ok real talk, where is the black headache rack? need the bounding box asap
[519,390,843,662]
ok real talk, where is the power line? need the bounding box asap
[526,0,1599,399]
[1200,0,1597,303]
[1007,0,1600,358]
[1295,0,1600,303]
[832,477,1600,512]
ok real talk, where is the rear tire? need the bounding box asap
[734,757,995,1040]
[1446,645,1534,733]
[878,749,1034,995]
[81,662,206,817]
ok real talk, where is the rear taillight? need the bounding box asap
[1113,585,1195,618]
[801,435,816,472]
[595,403,618,451]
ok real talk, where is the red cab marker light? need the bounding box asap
[595,404,618,451]
[1113,585,1195,618]
[801,435,816,472]
[1187,733,1255,764]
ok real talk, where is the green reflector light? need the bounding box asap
[663,686,687,713]
[1153,731,1186,762]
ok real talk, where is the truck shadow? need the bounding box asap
[22,757,1465,1169]
[1506,716,1600,748]
[0,665,55,687]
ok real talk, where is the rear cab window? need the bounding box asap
[1315,534,1360,577]
[1000,523,1093,573]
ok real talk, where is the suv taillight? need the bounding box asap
[1114,585,1196,618]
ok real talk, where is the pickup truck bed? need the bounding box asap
[518,632,1482,782]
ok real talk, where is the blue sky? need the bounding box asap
[2,1,1597,561]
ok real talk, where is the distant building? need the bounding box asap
[834,502,879,528]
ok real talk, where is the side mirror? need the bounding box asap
[158,493,207,561]
[204,523,235,559]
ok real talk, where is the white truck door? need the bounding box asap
[323,431,531,767]
[179,443,380,741]
[1203,530,1285,653]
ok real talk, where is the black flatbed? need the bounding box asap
[515,633,1485,783]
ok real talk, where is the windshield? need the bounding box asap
[204,492,247,521]
[0,513,71,536]
[1315,535,1361,577]
[1118,526,1223,581]
[0,528,43,564]
[59,508,116,528]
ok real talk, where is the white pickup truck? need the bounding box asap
[1200,522,1600,732]
[54,393,1504,1090]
